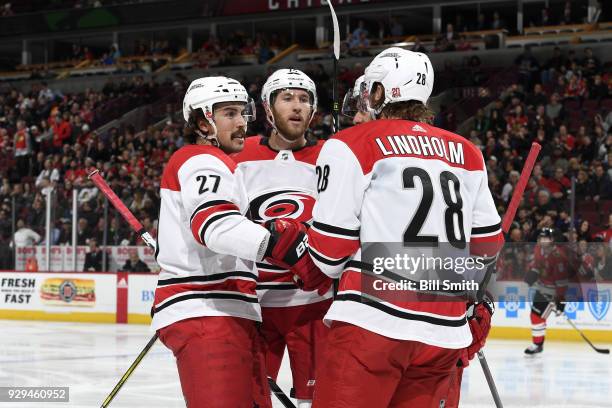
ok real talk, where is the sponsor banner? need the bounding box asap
[15,246,158,273]
[493,281,612,331]
[0,272,116,314]
[127,274,158,323]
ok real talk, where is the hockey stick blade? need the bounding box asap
[326,1,340,60]
[563,313,610,354]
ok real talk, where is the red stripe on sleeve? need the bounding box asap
[308,227,360,260]
[191,203,240,246]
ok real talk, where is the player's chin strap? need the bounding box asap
[196,121,220,147]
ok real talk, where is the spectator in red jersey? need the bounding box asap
[594,214,612,243]
[13,120,31,179]
[51,113,72,152]
[64,159,86,185]
[547,167,571,200]
[558,125,575,152]
[564,74,587,102]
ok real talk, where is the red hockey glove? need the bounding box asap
[264,218,332,296]
[466,300,494,360]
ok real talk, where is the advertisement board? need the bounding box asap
[0,271,116,323]
[491,281,612,342]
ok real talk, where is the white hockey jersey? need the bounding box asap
[151,144,270,331]
[308,119,504,349]
[233,136,333,307]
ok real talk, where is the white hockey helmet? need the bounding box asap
[362,47,434,116]
[261,68,318,123]
[342,75,366,117]
[183,76,255,141]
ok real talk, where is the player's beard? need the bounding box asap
[274,114,308,142]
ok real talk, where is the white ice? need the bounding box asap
[1,320,610,408]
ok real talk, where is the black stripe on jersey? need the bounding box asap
[256,262,286,271]
[157,271,257,286]
[257,283,299,290]
[335,293,467,327]
[154,292,258,313]
[308,247,350,266]
[190,200,235,223]
[200,211,242,244]
[471,223,502,235]
[312,221,360,238]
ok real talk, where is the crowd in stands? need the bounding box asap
[439,45,612,280]
[0,34,610,277]
[0,75,181,268]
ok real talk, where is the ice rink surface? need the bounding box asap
[1,320,610,408]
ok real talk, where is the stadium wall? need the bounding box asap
[1,271,610,343]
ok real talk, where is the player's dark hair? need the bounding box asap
[184,108,207,144]
[372,83,434,124]
[380,101,434,124]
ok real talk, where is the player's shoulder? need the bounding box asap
[167,144,237,174]
[233,135,321,165]
[232,135,275,164]
[292,137,323,165]
[326,119,484,172]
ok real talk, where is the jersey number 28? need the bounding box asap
[402,167,466,248]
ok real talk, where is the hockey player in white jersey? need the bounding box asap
[152,76,320,408]
[233,68,332,408]
[301,48,505,407]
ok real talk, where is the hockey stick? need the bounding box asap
[89,170,294,408]
[326,0,340,134]
[100,333,159,408]
[562,311,610,354]
[90,170,160,408]
[476,142,542,408]
[268,377,297,408]
[501,143,541,232]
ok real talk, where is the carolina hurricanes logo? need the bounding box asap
[249,190,315,223]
